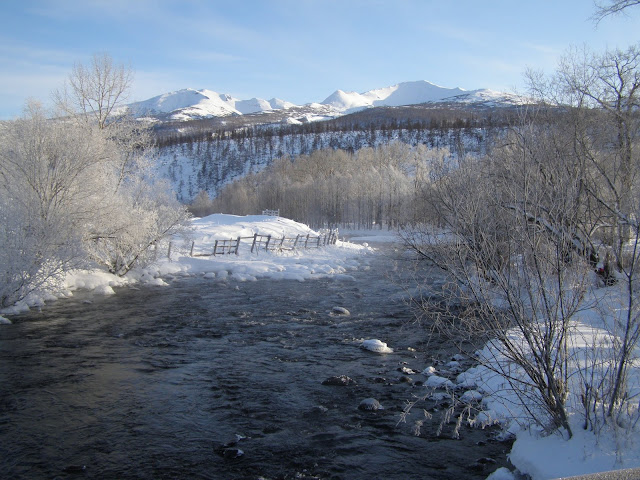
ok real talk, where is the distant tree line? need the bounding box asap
[190,143,447,229]
[154,104,522,149]
[158,119,501,202]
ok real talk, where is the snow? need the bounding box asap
[126,80,529,122]
[486,467,517,480]
[361,338,393,353]
[439,279,640,479]
[128,88,295,120]
[422,366,437,376]
[235,97,274,115]
[0,214,372,316]
[424,375,455,389]
[321,80,471,112]
[268,97,295,110]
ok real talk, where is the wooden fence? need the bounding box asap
[186,229,338,258]
[262,209,280,217]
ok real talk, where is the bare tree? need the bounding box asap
[403,122,594,437]
[0,102,115,306]
[54,52,133,130]
[402,45,640,439]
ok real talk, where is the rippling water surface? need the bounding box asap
[0,246,512,479]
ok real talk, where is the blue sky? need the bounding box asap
[1,0,639,119]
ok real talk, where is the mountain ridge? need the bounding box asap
[129,80,528,122]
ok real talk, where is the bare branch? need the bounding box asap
[592,0,640,24]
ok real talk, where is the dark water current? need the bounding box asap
[0,245,513,480]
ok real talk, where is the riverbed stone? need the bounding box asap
[322,375,356,386]
[331,306,350,316]
[222,448,244,459]
[358,398,384,411]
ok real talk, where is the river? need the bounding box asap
[0,245,513,479]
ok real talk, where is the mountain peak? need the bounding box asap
[321,80,471,113]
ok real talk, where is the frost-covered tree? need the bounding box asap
[0,102,114,306]
[52,53,191,277]
[85,178,190,276]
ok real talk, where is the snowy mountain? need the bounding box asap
[129,81,528,122]
[321,80,468,112]
[128,88,296,121]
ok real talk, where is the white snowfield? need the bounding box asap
[2,214,639,480]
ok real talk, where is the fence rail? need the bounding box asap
[186,229,338,258]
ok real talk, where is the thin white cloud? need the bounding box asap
[521,42,563,56]
[179,50,246,63]
[0,42,79,66]
[26,0,159,22]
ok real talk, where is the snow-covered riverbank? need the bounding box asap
[0,214,374,317]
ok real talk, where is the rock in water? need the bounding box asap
[358,398,384,411]
[332,306,350,316]
[361,339,393,353]
[222,448,244,459]
[322,375,356,386]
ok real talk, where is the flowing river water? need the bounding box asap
[0,244,513,479]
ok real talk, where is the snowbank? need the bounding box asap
[0,214,373,315]
[449,281,640,479]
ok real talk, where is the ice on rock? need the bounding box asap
[358,398,384,411]
[332,306,350,316]
[422,366,437,376]
[424,375,454,389]
[361,339,393,353]
[95,285,116,296]
[445,360,461,371]
[460,389,483,403]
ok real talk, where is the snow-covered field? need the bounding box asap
[2,214,639,479]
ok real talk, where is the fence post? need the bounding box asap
[305,234,309,248]
[190,241,195,257]
[235,236,241,255]
[251,233,258,253]
[317,235,321,248]
[167,241,172,261]
[213,239,218,256]
[293,234,300,248]
[265,235,271,252]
